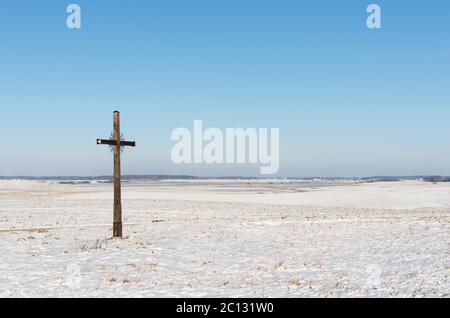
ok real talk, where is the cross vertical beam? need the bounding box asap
[113,111,122,238]
[97,111,136,238]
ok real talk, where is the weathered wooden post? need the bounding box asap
[113,111,122,237]
[97,111,136,238]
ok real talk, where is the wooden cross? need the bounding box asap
[97,111,136,238]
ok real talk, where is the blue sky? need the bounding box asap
[0,0,449,177]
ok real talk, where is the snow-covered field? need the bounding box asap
[0,179,449,297]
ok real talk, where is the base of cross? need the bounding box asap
[113,221,123,238]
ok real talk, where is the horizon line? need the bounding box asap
[0,175,447,180]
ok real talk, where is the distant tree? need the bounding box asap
[423,176,450,183]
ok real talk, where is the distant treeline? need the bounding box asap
[0,175,200,181]
[0,175,356,181]
[362,176,450,182]
[1,175,450,182]
[422,176,450,183]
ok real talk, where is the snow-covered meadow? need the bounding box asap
[0,179,449,297]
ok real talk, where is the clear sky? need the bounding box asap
[0,0,449,177]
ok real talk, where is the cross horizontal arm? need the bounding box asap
[97,139,136,147]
